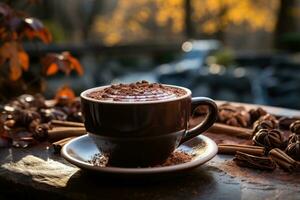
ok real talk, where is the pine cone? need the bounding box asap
[252,129,284,150]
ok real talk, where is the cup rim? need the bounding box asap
[80,84,191,104]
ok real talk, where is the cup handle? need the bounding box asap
[179,97,218,145]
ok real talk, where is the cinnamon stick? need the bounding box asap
[51,120,84,127]
[218,144,265,156]
[208,123,253,139]
[269,148,295,164]
[234,151,276,171]
[269,148,297,172]
[271,156,295,172]
[52,137,76,154]
[48,127,86,142]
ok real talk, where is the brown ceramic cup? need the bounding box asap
[81,84,218,167]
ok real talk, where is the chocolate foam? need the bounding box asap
[86,81,187,102]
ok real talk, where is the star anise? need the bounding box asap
[253,114,278,133]
[290,120,300,135]
[286,141,300,161]
[252,129,284,150]
[288,133,300,145]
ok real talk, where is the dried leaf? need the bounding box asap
[46,63,58,76]
[0,42,29,80]
[9,54,22,80]
[42,52,83,76]
[63,52,84,75]
[55,85,75,101]
[18,51,29,71]
[22,17,52,43]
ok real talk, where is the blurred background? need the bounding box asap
[3,0,300,109]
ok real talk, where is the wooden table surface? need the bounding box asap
[1,102,300,200]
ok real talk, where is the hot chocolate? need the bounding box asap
[81,82,218,166]
[86,81,187,102]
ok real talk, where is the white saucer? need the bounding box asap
[61,134,218,175]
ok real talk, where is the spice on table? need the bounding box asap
[290,120,300,135]
[88,151,194,167]
[287,133,300,145]
[51,120,84,127]
[269,148,300,172]
[252,114,279,133]
[234,151,276,171]
[0,94,84,147]
[88,153,109,167]
[217,103,251,128]
[217,144,265,156]
[249,107,267,124]
[208,123,252,139]
[252,129,285,150]
[157,151,193,166]
[47,127,86,142]
[52,137,76,154]
[33,123,52,141]
[285,141,300,161]
[278,117,300,130]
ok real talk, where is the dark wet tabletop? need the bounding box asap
[1,102,300,200]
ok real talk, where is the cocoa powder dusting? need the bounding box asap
[86,81,186,102]
[88,150,193,168]
[88,153,109,167]
[156,151,193,167]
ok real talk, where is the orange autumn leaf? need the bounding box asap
[55,86,75,101]
[0,42,29,80]
[42,52,83,76]
[63,52,84,75]
[22,17,52,44]
[46,63,58,76]
[9,57,22,80]
[18,51,29,71]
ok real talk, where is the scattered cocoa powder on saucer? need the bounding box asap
[155,151,194,167]
[88,150,194,168]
